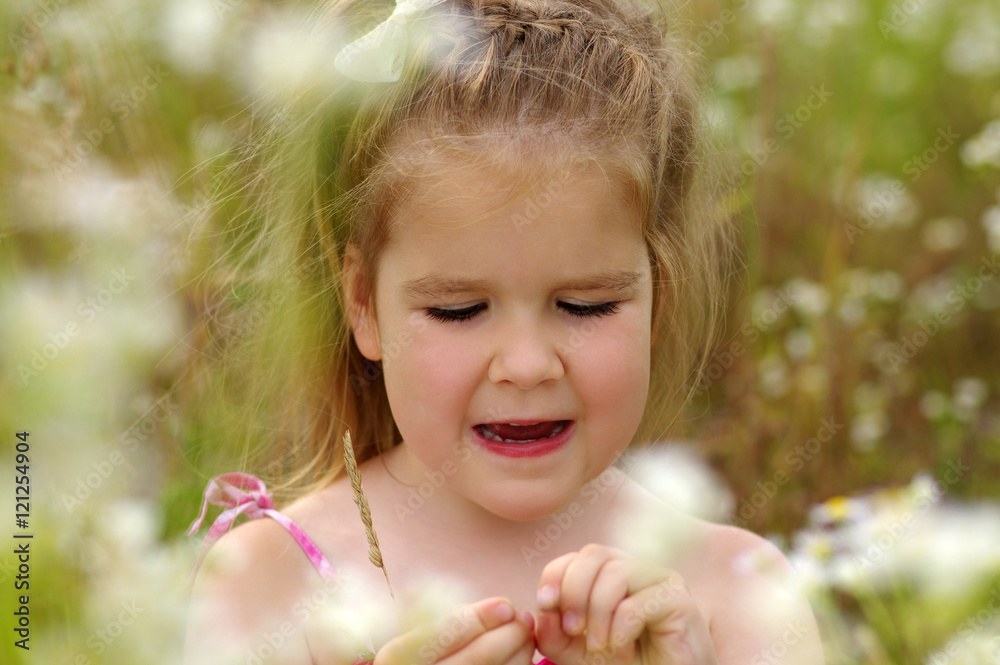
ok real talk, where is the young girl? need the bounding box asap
[184,0,824,663]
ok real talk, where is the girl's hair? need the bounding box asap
[191,0,737,501]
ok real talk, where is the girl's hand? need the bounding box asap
[534,545,719,665]
[373,597,536,665]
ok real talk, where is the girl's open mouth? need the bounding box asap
[472,420,574,458]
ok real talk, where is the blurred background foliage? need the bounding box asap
[1,0,998,663]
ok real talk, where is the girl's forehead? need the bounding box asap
[389,154,642,231]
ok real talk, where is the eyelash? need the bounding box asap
[424,301,621,323]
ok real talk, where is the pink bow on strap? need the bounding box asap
[186,472,340,586]
[187,472,277,541]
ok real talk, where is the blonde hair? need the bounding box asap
[191,0,736,501]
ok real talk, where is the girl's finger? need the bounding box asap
[553,545,614,636]
[536,551,576,611]
[495,612,537,665]
[607,575,692,649]
[375,598,516,665]
[437,610,535,665]
[584,557,631,652]
[534,602,573,655]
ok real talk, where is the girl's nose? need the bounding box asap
[487,322,565,389]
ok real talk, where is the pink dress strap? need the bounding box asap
[186,472,340,586]
[188,473,559,665]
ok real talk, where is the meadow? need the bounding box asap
[2,0,999,663]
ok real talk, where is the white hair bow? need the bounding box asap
[335,0,450,82]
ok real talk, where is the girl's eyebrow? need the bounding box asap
[400,270,644,299]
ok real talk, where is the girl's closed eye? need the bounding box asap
[423,300,621,323]
[425,302,487,322]
[559,300,620,318]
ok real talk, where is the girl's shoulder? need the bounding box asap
[184,480,369,664]
[185,516,320,664]
[618,481,823,662]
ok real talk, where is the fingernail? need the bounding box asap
[537,585,558,608]
[587,632,601,651]
[562,611,581,633]
[494,602,514,622]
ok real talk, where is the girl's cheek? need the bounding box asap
[409,338,482,389]
[569,320,650,391]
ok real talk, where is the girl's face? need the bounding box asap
[350,160,653,523]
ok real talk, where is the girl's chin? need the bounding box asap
[475,488,579,523]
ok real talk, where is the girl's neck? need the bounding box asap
[366,442,629,550]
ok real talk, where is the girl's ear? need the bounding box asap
[342,246,382,362]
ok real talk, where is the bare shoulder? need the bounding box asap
[691,523,825,665]
[184,516,319,665]
[612,480,824,664]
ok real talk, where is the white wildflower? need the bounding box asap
[925,631,1000,665]
[244,10,348,107]
[962,121,1000,169]
[838,297,866,326]
[870,270,905,301]
[758,353,789,398]
[616,443,733,561]
[803,0,864,45]
[921,217,967,252]
[853,175,920,229]
[953,376,989,421]
[981,205,1000,253]
[160,0,226,75]
[918,390,950,420]
[906,274,954,316]
[714,55,760,92]
[626,443,733,523]
[889,503,1000,598]
[784,327,815,359]
[944,10,1000,78]
[307,567,404,659]
[850,411,888,450]
[783,278,830,318]
[751,0,795,28]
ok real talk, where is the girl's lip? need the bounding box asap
[477,419,571,426]
[471,420,575,459]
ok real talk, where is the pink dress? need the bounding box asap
[189,473,559,665]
